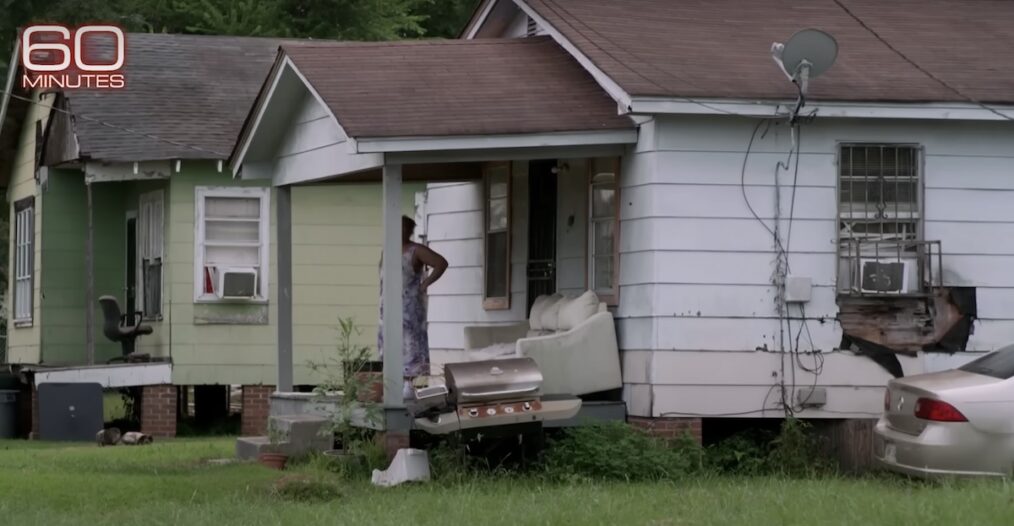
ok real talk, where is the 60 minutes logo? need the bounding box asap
[21,25,126,89]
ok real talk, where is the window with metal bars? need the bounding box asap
[838,144,920,243]
[837,144,926,294]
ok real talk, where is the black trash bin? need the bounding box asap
[0,390,18,439]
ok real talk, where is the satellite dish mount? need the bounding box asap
[771,29,838,118]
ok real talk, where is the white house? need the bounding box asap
[232,0,1014,443]
[424,0,1014,424]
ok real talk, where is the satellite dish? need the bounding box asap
[771,29,838,96]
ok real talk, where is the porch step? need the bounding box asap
[236,414,334,460]
[269,414,332,448]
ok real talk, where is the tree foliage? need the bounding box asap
[0,0,480,79]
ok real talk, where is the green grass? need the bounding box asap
[1,438,1013,525]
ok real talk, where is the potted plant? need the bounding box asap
[258,421,289,470]
[309,317,384,476]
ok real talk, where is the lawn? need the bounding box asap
[1,438,1013,525]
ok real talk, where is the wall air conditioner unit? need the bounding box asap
[216,267,258,299]
[859,259,911,294]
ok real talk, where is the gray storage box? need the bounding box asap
[38,383,104,441]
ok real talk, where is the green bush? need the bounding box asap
[705,418,834,477]
[541,422,703,482]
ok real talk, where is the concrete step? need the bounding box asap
[236,436,292,460]
[269,414,332,448]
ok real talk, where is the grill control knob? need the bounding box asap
[522,402,532,411]
[486,407,497,416]
[504,406,515,414]
[468,408,479,418]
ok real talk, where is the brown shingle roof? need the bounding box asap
[282,37,633,138]
[67,33,286,161]
[524,0,1014,104]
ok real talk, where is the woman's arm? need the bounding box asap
[414,244,448,294]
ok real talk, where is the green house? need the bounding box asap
[0,34,418,437]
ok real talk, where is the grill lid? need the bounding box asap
[444,357,542,404]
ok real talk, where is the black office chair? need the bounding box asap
[99,296,153,359]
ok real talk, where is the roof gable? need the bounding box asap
[280,37,632,139]
[60,33,289,162]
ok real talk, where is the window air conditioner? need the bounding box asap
[216,267,258,299]
[859,259,911,294]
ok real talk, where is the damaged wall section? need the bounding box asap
[839,287,977,377]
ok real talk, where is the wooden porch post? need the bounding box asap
[85,181,95,365]
[276,185,293,392]
[381,164,405,413]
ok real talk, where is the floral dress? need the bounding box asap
[377,245,429,378]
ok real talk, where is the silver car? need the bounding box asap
[875,345,1014,478]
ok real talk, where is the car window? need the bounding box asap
[960,346,1014,379]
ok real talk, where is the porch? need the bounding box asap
[231,38,638,439]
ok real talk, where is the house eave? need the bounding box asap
[354,128,638,154]
[627,97,1014,121]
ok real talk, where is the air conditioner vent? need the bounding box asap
[859,259,910,294]
[216,267,258,299]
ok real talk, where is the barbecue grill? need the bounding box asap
[409,357,582,434]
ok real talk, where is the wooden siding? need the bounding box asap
[289,183,421,385]
[425,163,530,367]
[39,171,132,364]
[425,159,592,366]
[168,165,276,385]
[618,115,1014,417]
[4,92,49,364]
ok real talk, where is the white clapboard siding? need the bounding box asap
[615,115,1014,417]
[424,162,530,353]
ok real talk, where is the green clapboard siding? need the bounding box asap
[5,94,50,364]
[39,171,129,364]
[14,151,420,385]
[172,179,421,386]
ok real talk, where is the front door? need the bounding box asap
[526,160,557,314]
[126,214,137,313]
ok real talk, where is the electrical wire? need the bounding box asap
[1,88,229,158]
[831,0,1014,122]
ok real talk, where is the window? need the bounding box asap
[839,144,920,243]
[837,144,925,294]
[589,157,619,303]
[13,197,35,324]
[483,163,511,310]
[138,190,164,318]
[195,187,270,302]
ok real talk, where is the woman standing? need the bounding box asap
[378,215,448,400]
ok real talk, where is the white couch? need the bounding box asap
[460,291,623,397]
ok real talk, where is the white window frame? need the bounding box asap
[138,190,165,320]
[13,197,35,325]
[194,186,270,303]
[588,157,620,305]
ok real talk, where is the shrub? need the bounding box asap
[705,418,834,477]
[541,422,703,482]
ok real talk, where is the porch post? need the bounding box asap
[381,164,405,412]
[276,185,293,392]
[85,181,95,365]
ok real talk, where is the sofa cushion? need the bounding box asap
[528,294,561,331]
[468,342,517,361]
[558,290,600,330]
[541,295,569,331]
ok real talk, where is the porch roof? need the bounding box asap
[280,37,633,139]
